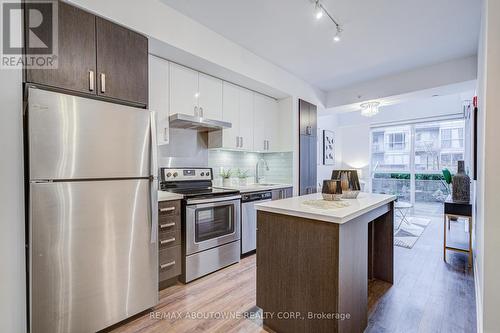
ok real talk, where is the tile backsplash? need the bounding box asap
[208,150,293,186]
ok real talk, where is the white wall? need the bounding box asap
[317,114,342,185]
[0,53,25,333]
[475,0,500,331]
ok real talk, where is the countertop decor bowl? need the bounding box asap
[322,193,343,201]
[342,190,360,199]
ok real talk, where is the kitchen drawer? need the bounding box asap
[159,229,181,249]
[158,200,180,217]
[158,214,181,231]
[159,246,182,281]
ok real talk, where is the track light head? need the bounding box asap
[333,25,343,42]
[314,2,323,19]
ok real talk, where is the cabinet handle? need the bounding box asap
[89,70,94,91]
[100,73,106,93]
[160,207,175,213]
[194,106,199,117]
[240,136,243,148]
[200,107,204,118]
[263,140,266,151]
[160,237,176,245]
[160,261,176,269]
[160,222,176,229]
[236,136,240,148]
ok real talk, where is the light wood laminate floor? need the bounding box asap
[110,203,475,333]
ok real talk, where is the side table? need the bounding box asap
[444,195,473,267]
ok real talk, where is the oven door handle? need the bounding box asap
[186,195,241,205]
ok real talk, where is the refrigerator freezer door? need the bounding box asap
[30,179,158,333]
[28,88,151,180]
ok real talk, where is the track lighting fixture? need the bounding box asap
[311,0,344,43]
[333,25,342,42]
[314,2,323,19]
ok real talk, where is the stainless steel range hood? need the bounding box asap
[169,113,231,132]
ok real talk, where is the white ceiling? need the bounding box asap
[160,0,480,92]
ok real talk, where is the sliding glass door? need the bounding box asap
[371,119,466,204]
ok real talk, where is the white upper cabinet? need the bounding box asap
[209,82,254,151]
[149,55,169,145]
[198,73,223,120]
[238,88,254,150]
[221,82,240,149]
[169,62,199,116]
[169,63,223,121]
[254,93,279,152]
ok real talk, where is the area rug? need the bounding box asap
[394,217,431,249]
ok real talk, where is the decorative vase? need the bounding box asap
[223,178,231,187]
[452,161,470,203]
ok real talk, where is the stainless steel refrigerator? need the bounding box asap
[27,87,158,333]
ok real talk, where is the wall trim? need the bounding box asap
[474,259,483,333]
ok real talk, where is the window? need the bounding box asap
[441,127,464,149]
[371,119,466,204]
[440,153,464,172]
[386,132,408,151]
[372,126,411,172]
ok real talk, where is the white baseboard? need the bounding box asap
[474,259,483,333]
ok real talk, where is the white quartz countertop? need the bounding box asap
[215,183,293,193]
[158,191,183,202]
[255,192,396,224]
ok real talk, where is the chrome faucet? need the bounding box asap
[255,158,270,184]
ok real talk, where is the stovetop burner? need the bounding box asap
[159,167,239,199]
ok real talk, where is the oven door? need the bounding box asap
[185,195,241,255]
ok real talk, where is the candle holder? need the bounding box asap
[321,180,343,201]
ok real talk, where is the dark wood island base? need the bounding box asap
[256,201,394,333]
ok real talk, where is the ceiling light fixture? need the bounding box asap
[333,25,343,42]
[360,101,380,117]
[311,0,343,43]
[314,1,323,20]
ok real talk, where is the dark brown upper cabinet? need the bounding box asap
[96,18,148,106]
[25,2,97,95]
[299,99,317,136]
[25,2,148,108]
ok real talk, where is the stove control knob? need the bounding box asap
[166,172,172,178]
[173,172,178,178]
[206,172,210,177]
[200,172,205,176]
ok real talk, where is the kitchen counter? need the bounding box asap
[158,191,183,201]
[215,183,292,193]
[256,192,396,333]
[255,192,395,224]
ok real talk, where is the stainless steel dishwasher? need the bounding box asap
[241,191,272,255]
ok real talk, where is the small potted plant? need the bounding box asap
[237,169,249,186]
[220,168,232,187]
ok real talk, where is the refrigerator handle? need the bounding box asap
[150,111,159,244]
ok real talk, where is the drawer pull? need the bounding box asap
[160,222,176,229]
[160,261,176,269]
[160,238,176,245]
[160,207,175,213]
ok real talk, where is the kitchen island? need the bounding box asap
[255,192,396,333]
